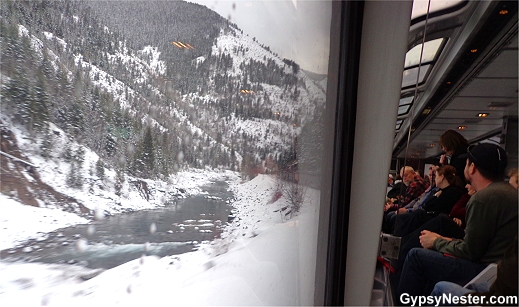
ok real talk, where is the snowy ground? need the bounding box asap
[0,172,321,306]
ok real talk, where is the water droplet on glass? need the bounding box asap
[177,151,184,163]
[144,242,150,252]
[87,225,96,236]
[94,208,104,221]
[149,222,157,234]
[75,238,88,252]
[41,293,51,306]
[127,143,135,154]
[184,135,191,145]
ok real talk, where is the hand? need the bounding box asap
[419,230,441,249]
[434,190,443,197]
[397,208,407,215]
[429,165,439,176]
[452,218,462,227]
[439,155,447,165]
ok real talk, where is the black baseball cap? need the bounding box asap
[459,143,507,175]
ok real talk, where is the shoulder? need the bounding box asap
[477,181,517,197]
[412,177,427,187]
[471,182,518,207]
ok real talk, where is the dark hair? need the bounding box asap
[467,157,505,182]
[439,130,468,152]
[436,165,463,188]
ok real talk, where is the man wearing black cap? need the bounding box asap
[396,143,518,303]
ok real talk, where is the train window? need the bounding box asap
[401,38,445,88]
[0,0,333,305]
[397,96,415,116]
[396,119,404,131]
[411,0,466,20]
[402,64,431,87]
[404,38,444,68]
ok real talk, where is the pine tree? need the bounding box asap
[141,126,155,173]
[40,131,53,160]
[31,70,50,133]
[96,158,105,180]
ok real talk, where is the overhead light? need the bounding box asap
[458,125,466,130]
[446,81,452,85]
[430,143,436,147]
[478,113,489,117]
[422,108,431,115]
[470,49,478,53]
[499,9,508,15]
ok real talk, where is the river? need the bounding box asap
[0,180,234,269]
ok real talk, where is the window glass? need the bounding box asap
[396,119,404,130]
[398,96,414,116]
[399,96,414,106]
[402,64,431,87]
[404,38,444,68]
[0,0,332,305]
[411,0,465,20]
[398,104,412,116]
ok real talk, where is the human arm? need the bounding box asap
[433,198,496,261]
[420,230,452,249]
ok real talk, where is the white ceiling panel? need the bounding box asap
[478,50,518,78]
[456,78,518,98]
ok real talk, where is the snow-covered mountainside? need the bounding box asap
[0,0,326,213]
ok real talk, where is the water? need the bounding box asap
[1,181,234,269]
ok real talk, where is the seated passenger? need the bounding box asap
[389,184,475,299]
[396,143,518,304]
[430,235,517,306]
[447,183,475,228]
[383,185,434,233]
[387,174,404,199]
[384,166,428,212]
[392,165,464,237]
[383,167,428,233]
